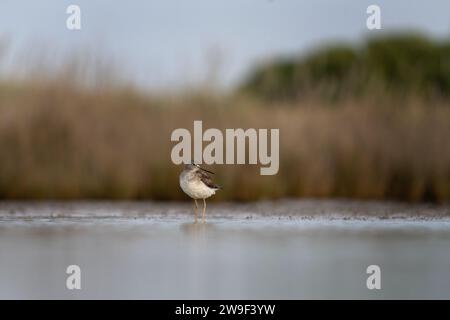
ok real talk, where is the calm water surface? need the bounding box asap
[0,201,449,299]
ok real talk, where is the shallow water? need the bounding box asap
[0,200,450,299]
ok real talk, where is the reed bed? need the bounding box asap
[0,76,448,202]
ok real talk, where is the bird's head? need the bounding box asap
[184,161,215,174]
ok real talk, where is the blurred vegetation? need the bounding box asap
[241,33,450,102]
[0,33,449,202]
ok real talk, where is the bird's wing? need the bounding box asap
[198,170,222,189]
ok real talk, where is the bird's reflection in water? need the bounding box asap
[180,222,215,241]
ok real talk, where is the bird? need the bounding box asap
[179,162,222,224]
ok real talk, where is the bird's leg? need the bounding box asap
[194,199,198,224]
[202,198,206,224]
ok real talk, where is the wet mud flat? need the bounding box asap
[0,199,449,220]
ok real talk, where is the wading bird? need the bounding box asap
[179,162,221,224]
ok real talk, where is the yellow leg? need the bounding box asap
[202,198,206,224]
[194,199,198,224]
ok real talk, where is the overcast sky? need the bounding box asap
[1,0,449,90]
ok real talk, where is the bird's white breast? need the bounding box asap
[180,175,216,200]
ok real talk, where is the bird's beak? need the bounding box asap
[192,162,215,174]
[199,166,215,175]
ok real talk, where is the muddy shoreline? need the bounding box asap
[0,199,449,220]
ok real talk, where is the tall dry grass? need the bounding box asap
[0,74,449,202]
